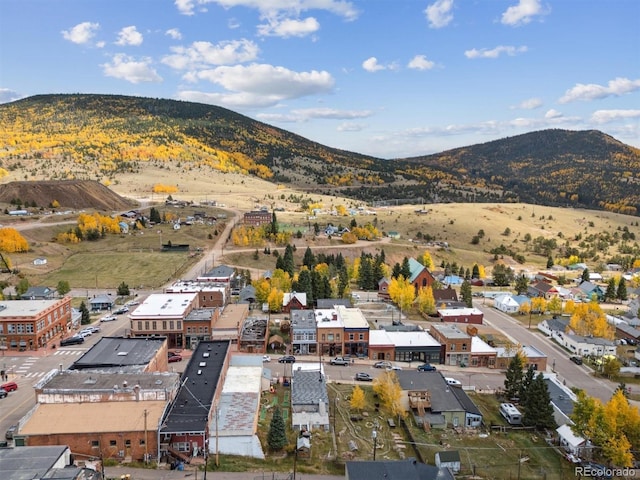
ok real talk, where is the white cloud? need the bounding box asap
[464,45,528,59]
[408,55,435,71]
[591,109,640,124]
[501,0,548,26]
[544,109,562,119]
[162,39,259,70]
[0,88,22,104]
[290,107,372,120]
[102,54,162,84]
[513,97,542,109]
[96,41,106,48]
[175,0,359,21]
[62,22,100,45]
[115,26,144,46]
[425,0,454,29]
[257,16,320,38]
[337,122,367,132]
[362,57,385,72]
[166,28,183,40]
[180,63,334,108]
[559,77,640,103]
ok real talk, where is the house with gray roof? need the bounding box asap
[0,445,98,480]
[291,369,329,431]
[396,371,482,429]
[290,309,317,355]
[20,286,56,300]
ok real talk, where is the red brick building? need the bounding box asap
[243,210,273,226]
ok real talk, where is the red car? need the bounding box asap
[168,355,182,363]
[0,381,18,392]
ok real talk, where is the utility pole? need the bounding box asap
[215,405,219,467]
[372,422,378,461]
[143,409,148,463]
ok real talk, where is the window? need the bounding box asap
[336,333,340,340]
[162,321,167,330]
[328,334,334,341]
[349,334,354,341]
[26,324,34,333]
[450,344,456,351]
[462,343,467,351]
[125,440,131,447]
[177,321,182,329]
[321,334,326,341]
[359,333,364,340]
[152,321,157,330]
[109,440,117,447]
[144,321,149,331]
[139,439,146,446]
[138,322,143,331]
[170,321,174,330]
[91,440,99,448]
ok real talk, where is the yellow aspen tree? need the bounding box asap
[372,371,405,419]
[548,296,562,314]
[419,250,434,269]
[416,286,436,315]
[253,279,272,304]
[350,386,366,412]
[267,288,284,313]
[388,275,415,313]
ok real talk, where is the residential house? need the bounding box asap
[0,445,98,480]
[346,458,455,480]
[556,424,587,457]
[397,370,483,429]
[89,294,114,312]
[577,281,605,302]
[435,451,461,473]
[495,345,548,371]
[197,264,236,284]
[291,369,329,431]
[537,316,570,337]
[0,297,72,351]
[290,309,317,355]
[433,288,466,309]
[527,281,560,299]
[560,334,616,357]
[494,294,520,314]
[615,323,640,344]
[283,292,307,313]
[545,376,578,427]
[378,277,391,300]
[32,257,47,266]
[437,307,483,325]
[20,286,56,300]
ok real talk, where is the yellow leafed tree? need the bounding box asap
[416,286,436,315]
[569,302,614,339]
[388,275,416,313]
[350,386,366,412]
[0,228,29,252]
[372,371,405,419]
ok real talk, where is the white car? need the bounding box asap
[386,364,402,371]
[445,377,462,387]
[78,329,92,337]
[262,355,271,362]
[100,315,117,322]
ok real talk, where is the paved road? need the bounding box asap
[475,300,616,402]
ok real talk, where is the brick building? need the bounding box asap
[243,210,273,226]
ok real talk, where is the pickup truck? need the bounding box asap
[330,356,350,366]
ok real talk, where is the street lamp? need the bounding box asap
[372,420,378,461]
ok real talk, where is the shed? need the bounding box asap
[435,450,461,473]
[556,424,586,455]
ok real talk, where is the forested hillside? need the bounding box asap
[1,94,639,215]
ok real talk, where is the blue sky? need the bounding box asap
[1,0,639,158]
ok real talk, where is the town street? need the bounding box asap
[475,301,617,402]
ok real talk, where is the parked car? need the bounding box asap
[0,382,18,392]
[5,425,17,440]
[262,355,271,362]
[0,389,7,399]
[355,372,373,382]
[374,361,391,369]
[570,356,583,365]
[386,364,402,371]
[60,335,85,346]
[330,356,350,366]
[125,300,139,307]
[444,377,462,387]
[417,363,437,372]
[88,325,101,333]
[100,315,117,322]
[168,354,183,363]
[278,355,296,363]
[113,307,129,315]
[78,329,93,337]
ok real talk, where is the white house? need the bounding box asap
[435,451,461,473]
[556,424,587,456]
[33,258,47,266]
[560,334,616,357]
[494,294,519,313]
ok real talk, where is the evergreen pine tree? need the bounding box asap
[617,278,628,301]
[391,263,402,279]
[79,301,91,325]
[401,257,411,279]
[581,268,590,283]
[522,373,556,430]
[504,353,525,400]
[296,269,313,303]
[267,407,288,451]
[546,256,554,268]
[605,278,617,302]
[519,365,536,401]
[472,264,480,279]
[460,280,472,307]
[515,274,529,295]
[283,244,295,277]
[338,265,349,297]
[302,247,316,269]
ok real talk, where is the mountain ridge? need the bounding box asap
[1,94,639,215]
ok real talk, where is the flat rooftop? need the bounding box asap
[69,336,166,371]
[0,299,64,317]
[38,370,179,391]
[129,293,197,318]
